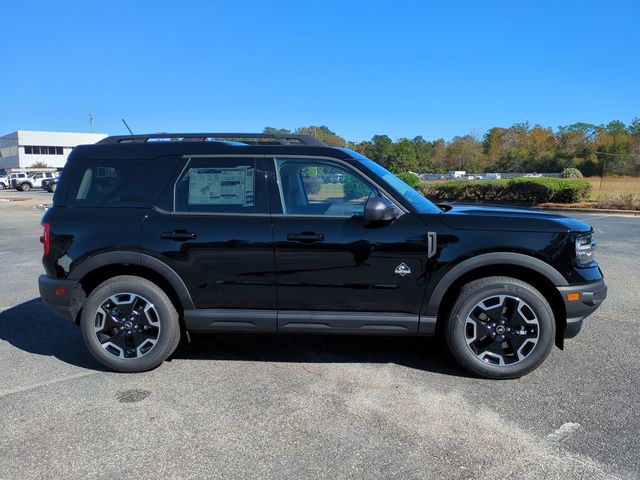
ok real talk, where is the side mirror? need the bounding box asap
[363,197,399,222]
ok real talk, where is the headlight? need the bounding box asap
[575,234,596,266]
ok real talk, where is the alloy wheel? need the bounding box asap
[464,294,540,366]
[93,293,161,359]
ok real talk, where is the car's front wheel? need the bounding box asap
[80,275,181,372]
[445,276,555,379]
[19,183,31,192]
[49,183,57,192]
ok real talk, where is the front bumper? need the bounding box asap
[557,279,607,338]
[38,275,86,323]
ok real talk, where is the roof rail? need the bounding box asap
[96,133,327,147]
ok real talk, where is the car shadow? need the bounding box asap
[0,298,109,371]
[0,298,472,378]
[175,332,472,377]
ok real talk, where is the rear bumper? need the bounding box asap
[38,275,85,323]
[557,279,607,338]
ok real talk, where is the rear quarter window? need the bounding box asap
[66,158,180,208]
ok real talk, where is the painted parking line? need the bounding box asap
[546,422,582,443]
[0,370,98,398]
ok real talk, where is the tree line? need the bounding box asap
[264,120,640,176]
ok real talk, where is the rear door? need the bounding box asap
[141,155,278,332]
[267,156,430,334]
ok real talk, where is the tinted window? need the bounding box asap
[67,158,179,207]
[276,158,378,216]
[174,158,267,214]
[342,150,441,214]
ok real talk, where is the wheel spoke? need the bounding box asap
[503,297,518,320]
[94,292,161,360]
[465,294,539,367]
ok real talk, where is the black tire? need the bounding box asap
[0,182,5,190]
[80,275,181,373]
[50,183,57,192]
[19,183,31,192]
[445,276,555,379]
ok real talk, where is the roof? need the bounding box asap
[97,132,326,146]
[71,133,356,161]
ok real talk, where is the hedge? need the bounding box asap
[397,172,420,187]
[302,176,322,195]
[418,177,592,204]
[344,174,372,199]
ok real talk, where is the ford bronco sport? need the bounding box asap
[38,133,607,379]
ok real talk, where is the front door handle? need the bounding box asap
[161,231,197,241]
[287,232,324,243]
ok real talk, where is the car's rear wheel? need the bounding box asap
[19,183,31,192]
[0,182,5,190]
[80,275,180,372]
[445,276,555,379]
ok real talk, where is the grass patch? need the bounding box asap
[585,177,640,199]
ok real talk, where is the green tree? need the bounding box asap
[412,136,434,172]
[263,127,291,134]
[295,125,346,147]
[369,135,393,167]
[431,139,447,173]
[445,135,483,172]
[387,139,418,173]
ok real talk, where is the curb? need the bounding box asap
[537,206,640,216]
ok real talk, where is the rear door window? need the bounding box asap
[67,158,180,207]
[173,157,267,214]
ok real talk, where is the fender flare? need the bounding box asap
[69,251,195,310]
[424,252,568,318]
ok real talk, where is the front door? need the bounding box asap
[268,156,430,334]
[141,156,278,332]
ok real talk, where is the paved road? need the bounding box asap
[0,203,638,479]
[0,189,53,199]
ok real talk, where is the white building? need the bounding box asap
[0,130,108,169]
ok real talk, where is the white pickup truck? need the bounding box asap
[12,172,58,191]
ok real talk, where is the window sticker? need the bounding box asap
[187,166,254,206]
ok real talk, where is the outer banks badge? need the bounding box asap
[394,263,411,276]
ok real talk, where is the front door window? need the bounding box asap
[275,159,378,217]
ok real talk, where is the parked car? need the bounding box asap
[38,133,607,379]
[0,174,9,190]
[13,171,57,191]
[8,172,29,189]
[42,176,59,193]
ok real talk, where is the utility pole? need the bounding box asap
[89,109,94,133]
[599,155,606,191]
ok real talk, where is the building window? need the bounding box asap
[24,146,65,155]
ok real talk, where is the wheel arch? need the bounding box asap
[427,253,568,348]
[69,251,194,323]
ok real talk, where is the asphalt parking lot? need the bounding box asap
[1,197,639,479]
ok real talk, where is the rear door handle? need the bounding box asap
[161,231,197,241]
[287,232,324,243]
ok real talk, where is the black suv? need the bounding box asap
[38,133,607,379]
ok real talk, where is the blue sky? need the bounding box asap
[2,0,639,141]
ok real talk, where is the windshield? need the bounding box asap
[344,151,441,214]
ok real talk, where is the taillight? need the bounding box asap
[40,222,50,258]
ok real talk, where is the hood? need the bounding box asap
[432,203,592,233]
